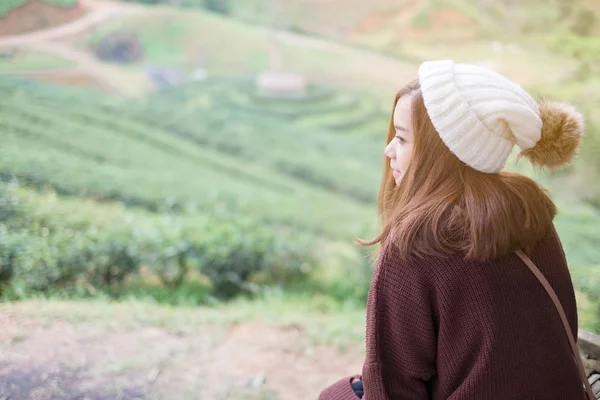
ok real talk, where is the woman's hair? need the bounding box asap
[356,80,559,262]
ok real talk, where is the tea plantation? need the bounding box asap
[1,75,599,330]
[0,75,386,300]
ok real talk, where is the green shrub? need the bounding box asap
[313,245,374,305]
[135,221,191,289]
[188,220,315,299]
[0,225,20,290]
[0,184,318,299]
[0,183,20,225]
[83,228,141,289]
[203,0,228,15]
[11,232,66,293]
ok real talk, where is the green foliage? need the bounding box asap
[316,248,374,305]
[546,30,600,79]
[0,183,20,225]
[0,225,19,288]
[0,76,381,240]
[570,7,597,36]
[411,6,432,29]
[203,0,229,14]
[0,75,384,300]
[578,118,600,207]
[135,78,385,204]
[0,183,317,299]
[192,222,313,298]
[0,51,75,74]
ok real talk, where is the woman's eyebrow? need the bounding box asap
[394,124,408,132]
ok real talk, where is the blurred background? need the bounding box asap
[0,0,599,398]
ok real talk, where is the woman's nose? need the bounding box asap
[384,142,395,159]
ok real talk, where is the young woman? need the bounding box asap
[319,60,589,399]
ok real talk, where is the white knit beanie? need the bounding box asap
[418,60,544,173]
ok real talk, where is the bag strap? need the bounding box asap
[515,250,596,400]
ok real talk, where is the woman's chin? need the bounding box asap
[392,171,402,185]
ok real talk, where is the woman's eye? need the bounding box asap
[395,135,405,144]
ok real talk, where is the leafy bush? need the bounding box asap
[0,184,318,299]
[135,221,191,289]
[2,219,317,299]
[0,184,18,224]
[82,228,141,289]
[193,222,314,299]
[92,32,143,64]
[202,0,228,15]
[0,225,20,290]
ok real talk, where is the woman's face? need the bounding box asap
[384,95,414,186]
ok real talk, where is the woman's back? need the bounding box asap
[319,227,585,400]
[418,226,581,399]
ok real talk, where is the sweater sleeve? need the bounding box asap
[362,241,437,400]
[318,375,362,400]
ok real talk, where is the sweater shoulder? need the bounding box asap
[377,237,466,282]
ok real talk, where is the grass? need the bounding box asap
[0,291,367,350]
[0,50,75,74]
[0,0,77,17]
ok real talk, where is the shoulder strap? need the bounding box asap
[515,250,596,400]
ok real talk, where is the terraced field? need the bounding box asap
[0,77,390,238]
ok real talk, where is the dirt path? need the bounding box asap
[0,300,364,400]
[0,0,143,95]
[0,0,135,46]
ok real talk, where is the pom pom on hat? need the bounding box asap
[417,60,585,173]
[518,99,585,170]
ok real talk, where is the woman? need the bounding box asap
[319,60,588,399]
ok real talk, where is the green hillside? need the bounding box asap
[0,76,384,237]
[0,75,388,302]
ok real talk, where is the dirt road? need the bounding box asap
[0,300,365,400]
[0,0,142,94]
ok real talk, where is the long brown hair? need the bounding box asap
[357,80,557,262]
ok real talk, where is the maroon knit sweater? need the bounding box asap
[319,226,585,399]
